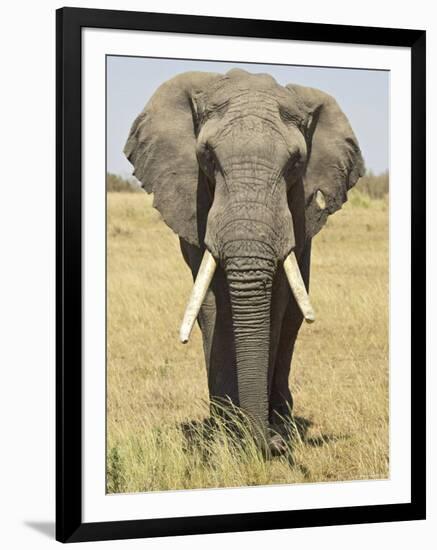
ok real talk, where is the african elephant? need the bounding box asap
[124,68,364,455]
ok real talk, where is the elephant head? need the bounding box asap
[124,68,364,446]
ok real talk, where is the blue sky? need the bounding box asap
[107,56,389,177]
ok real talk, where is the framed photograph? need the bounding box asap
[56,7,426,543]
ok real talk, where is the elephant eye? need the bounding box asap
[289,150,302,167]
[279,106,300,125]
[283,150,304,181]
[198,143,218,182]
[204,144,215,166]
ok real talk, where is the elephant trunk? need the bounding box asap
[224,249,276,448]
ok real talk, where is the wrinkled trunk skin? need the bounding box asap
[224,251,276,450]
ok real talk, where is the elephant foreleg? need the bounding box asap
[179,239,239,411]
[269,240,312,425]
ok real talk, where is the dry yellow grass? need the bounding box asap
[107,189,389,493]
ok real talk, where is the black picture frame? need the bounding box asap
[56,6,426,543]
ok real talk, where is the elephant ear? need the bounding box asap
[124,71,221,246]
[286,84,365,240]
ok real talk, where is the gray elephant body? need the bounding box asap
[125,69,364,453]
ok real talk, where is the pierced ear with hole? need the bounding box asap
[124,71,221,246]
[286,84,365,240]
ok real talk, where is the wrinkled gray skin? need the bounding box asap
[125,69,364,454]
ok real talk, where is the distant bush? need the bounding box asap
[355,171,389,199]
[107,173,141,193]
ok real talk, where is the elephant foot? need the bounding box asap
[268,432,288,456]
[266,421,292,456]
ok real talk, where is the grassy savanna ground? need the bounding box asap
[107,184,389,493]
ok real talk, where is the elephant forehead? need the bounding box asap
[204,78,305,123]
[226,67,278,87]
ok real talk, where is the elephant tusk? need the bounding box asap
[283,252,315,323]
[180,250,217,344]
